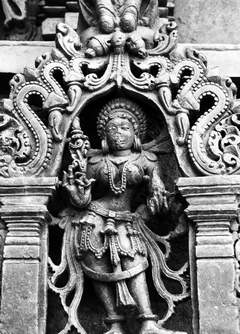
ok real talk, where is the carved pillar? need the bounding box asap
[0,177,57,334]
[178,175,240,334]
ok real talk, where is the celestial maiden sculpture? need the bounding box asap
[49,98,188,334]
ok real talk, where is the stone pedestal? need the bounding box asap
[0,177,57,334]
[178,176,240,334]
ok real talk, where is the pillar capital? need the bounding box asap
[0,176,58,206]
[178,175,240,220]
[178,175,240,334]
[0,177,58,334]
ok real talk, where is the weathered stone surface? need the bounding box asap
[2,42,240,79]
[175,0,240,44]
[64,12,79,30]
[0,41,53,74]
[1,262,40,334]
[42,18,64,39]
[197,259,239,334]
[178,44,240,78]
[0,41,240,77]
[0,178,57,334]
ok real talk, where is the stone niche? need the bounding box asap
[0,1,240,334]
[46,94,191,334]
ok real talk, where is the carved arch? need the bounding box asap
[0,22,238,180]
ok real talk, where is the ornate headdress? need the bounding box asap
[97,98,147,140]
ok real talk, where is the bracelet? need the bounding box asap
[104,315,125,324]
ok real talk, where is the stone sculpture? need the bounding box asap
[1,0,240,333]
[78,0,163,59]
[49,98,188,334]
[78,0,158,33]
[0,0,40,40]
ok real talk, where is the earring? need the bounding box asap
[133,135,142,152]
[101,138,109,154]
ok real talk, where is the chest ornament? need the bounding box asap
[106,157,129,195]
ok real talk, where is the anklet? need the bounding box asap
[105,315,125,324]
[137,314,158,321]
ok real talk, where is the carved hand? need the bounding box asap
[62,165,95,208]
[145,168,168,215]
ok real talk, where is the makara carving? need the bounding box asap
[2,16,238,178]
[0,1,239,334]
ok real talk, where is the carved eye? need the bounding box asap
[107,125,117,132]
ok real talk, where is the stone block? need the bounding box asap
[178,176,240,334]
[4,245,40,259]
[65,12,79,30]
[0,178,57,334]
[0,41,53,74]
[42,18,64,39]
[1,261,40,334]
[175,0,240,44]
[197,258,239,334]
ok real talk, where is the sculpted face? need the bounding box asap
[111,31,126,47]
[106,117,135,151]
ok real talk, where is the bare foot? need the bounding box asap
[139,320,187,334]
[104,322,126,334]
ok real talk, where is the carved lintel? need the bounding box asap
[0,177,57,334]
[178,175,240,334]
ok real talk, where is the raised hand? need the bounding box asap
[62,164,95,208]
[145,168,168,215]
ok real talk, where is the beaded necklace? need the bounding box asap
[106,153,141,195]
[106,157,129,195]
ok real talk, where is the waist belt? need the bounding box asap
[81,259,148,282]
[88,202,135,222]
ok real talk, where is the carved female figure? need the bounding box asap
[49,98,187,334]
